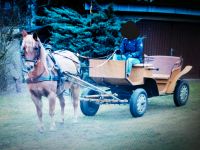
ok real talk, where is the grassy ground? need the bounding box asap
[0,80,200,150]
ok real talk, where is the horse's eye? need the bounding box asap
[34,47,39,51]
[23,46,26,50]
[34,46,40,50]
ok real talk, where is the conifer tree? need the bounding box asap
[37,3,121,57]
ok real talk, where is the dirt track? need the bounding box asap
[0,81,200,150]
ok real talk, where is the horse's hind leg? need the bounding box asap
[31,94,44,133]
[58,93,65,124]
[48,92,56,131]
[71,84,80,122]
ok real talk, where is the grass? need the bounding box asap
[0,80,200,150]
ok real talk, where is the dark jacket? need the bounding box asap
[120,37,143,62]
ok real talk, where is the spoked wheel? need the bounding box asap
[80,89,100,116]
[129,88,148,117]
[174,80,189,106]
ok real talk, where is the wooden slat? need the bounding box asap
[89,59,126,78]
[153,74,170,79]
[133,64,153,67]
[67,74,121,101]
[80,98,128,103]
[84,94,117,98]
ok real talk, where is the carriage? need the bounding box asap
[79,55,192,117]
[21,32,193,133]
[21,31,193,133]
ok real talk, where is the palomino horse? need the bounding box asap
[21,32,80,132]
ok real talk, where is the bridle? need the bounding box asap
[21,43,48,83]
[21,44,41,73]
[23,44,41,63]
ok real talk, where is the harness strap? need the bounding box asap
[76,52,113,59]
[51,51,81,76]
[26,62,59,83]
[26,75,59,83]
[54,51,79,64]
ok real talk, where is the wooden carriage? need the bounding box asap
[80,56,192,117]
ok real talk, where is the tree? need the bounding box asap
[0,2,18,91]
[0,0,28,92]
[37,2,121,57]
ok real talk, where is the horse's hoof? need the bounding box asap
[60,118,64,124]
[38,126,45,133]
[50,124,56,131]
[38,129,44,133]
[50,127,56,131]
[60,121,64,125]
[37,124,45,133]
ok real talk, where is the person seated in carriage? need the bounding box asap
[113,21,144,76]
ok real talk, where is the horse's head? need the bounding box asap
[21,31,42,72]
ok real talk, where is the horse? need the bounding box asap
[21,31,80,132]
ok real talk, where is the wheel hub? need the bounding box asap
[180,85,188,102]
[137,94,147,113]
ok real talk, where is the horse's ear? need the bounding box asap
[21,30,28,38]
[33,32,38,41]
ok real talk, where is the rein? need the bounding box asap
[53,51,79,64]
[88,50,117,68]
[76,52,113,60]
[54,50,116,69]
[79,50,117,69]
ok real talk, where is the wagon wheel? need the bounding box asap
[173,80,189,107]
[129,88,148,117]
[80,89,100,116]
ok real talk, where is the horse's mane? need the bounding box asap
[38,39,49,73]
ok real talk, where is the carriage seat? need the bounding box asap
[133,63,170,79]
[152,73,170,79]
[144,56,182,80]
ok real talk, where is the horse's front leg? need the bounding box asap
[71,84,80,123]
[31,94,44,133]
[58,93,65,124]
[48,92,57,131]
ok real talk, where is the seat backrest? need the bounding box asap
[144,56,182,75]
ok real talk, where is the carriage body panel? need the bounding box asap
[89,56,192,95]
[89,59,153,86]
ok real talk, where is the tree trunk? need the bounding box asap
[0,64,8,92]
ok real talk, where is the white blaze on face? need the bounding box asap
[22,35,37,71]
[22,34,40,61]
[23,35,36,53]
